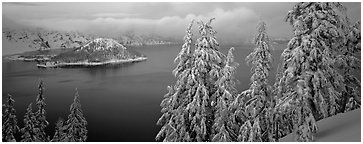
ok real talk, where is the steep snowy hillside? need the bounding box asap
[280,108,361,142]
[2,28,93,55]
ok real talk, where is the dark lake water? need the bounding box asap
[2,43,285,142]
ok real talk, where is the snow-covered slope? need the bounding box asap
[2,28,93,55]
[78,38,126,52]
[280,108,361,142]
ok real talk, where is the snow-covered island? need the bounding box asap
[37,38,147,68]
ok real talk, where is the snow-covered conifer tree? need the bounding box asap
[212,47,239,142]
[20,103,37,142]
[336,20,361,112]
[65,89,87,142]
[51,118,67,142]
[231,20,273,142]
[277,2,350,141]
[2,94,19,142]
[34,80,49,141]
[157,18,236,142]
[156,20,195,142]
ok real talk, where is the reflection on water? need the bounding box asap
[2,44,284,141]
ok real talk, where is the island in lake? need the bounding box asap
[37,38,147,68]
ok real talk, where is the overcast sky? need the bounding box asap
[2,2,361,43]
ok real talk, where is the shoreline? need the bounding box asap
[37,57,147,68]
[7,55,54,61]
[2,43,180,57]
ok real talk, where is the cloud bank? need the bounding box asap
[14,7,259,43]
[3,2,360,44]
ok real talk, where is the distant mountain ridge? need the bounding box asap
[113,34,176,46]
[3,28,93,51]
[2,28,176,54]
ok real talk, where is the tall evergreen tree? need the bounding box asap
[231,20,274,142]
[156,18,235,142]
[2,94,19,142]
[190,18,235,141]
[277,2,349,141]
[271,62,289,142]
[34,80,49,141]
[20,103,37,142]
[51,118,67,142]
[156,20,195,142]
[65,89,88,142]
[336,20,361,112]
[212,47,239,142]
[229,87,252,141]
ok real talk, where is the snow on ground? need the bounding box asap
[281,108,361,142]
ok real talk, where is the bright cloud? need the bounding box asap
[91,13,137,18]
[15,7,259,43]
[4,2,360,43]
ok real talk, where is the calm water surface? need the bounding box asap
[2,44,284,141]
